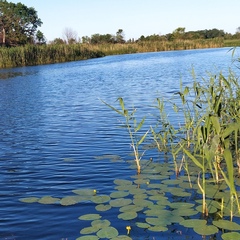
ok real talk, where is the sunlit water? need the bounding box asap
[0,47,237,239]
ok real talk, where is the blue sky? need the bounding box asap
[10,0,240,42]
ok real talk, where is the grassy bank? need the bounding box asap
[0,44,105,68]
[1,38,239,68]
[86,38,225,55]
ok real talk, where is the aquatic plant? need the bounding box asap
[100,98,149,174]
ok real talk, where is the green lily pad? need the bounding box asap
[133,199,153,207]
[213,220,240,231]
[148,226,168,232]
[80,226,99,234]
[109,198,132,207]
[172,208,198,217]
[79,214,102,221]
[136,222,151,228]
[145,217,170,226]
[114,179,132,186]
[119,204,143,213]
[76,236,99,240]
[115,185,137,191]
[97,226,118,238]
[222,232,240,240]
[91,195,111,204]
[134,179,150,185]
[73,189,96,196]
[91,219,111,228]
[193,225,218,235]
[38,196,60,204]
[169,202,195,209]
[196,205,217,214]
[110,191,129,199]
[111,235,132,240]
[95,204,111,212]
[129,188,146,195]
[133,193,148,199]
[60,196,79,206]
[180,219,207,228]
[19,197,39,203]
[118,211,138,220]
[148,195,168,201]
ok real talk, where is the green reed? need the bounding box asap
[101,98,149,174]
[0,44,104,68]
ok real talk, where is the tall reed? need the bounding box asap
[0,44,104,68]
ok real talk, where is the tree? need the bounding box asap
[0,0,42,46]
[116,29,125,43]
[35,30,46,44]
[50,38,66,45]
[62,27,78,44]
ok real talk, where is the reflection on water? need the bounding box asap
[0,48,234,239]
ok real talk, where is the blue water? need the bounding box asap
[0,47,237,239]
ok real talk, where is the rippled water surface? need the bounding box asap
[0,48,236,239]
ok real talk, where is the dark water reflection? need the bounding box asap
[0,47,236,239]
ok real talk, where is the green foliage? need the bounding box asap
[0,43,105,68]
[101,98,149,174]
[0,0,42,46]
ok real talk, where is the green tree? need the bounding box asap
[35,30,46,44]
[116,29,125,43]
[0,0,42,46]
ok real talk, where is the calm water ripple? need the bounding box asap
[0,47,236,239]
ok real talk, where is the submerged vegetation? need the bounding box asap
[19,53,240,239]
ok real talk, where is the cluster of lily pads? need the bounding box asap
[20,157,240,239]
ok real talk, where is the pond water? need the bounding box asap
[0,47,237,239]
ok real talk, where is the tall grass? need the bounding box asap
[85,38,225,56]
[0,44,105,68]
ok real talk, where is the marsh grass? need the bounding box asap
[0,44,104,68]
[84,38,225,56]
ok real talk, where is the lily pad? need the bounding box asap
[196,205,217,214]
[19,197,39,203]
[134,179,150,185]
[109,198,132,207]
[169,202,195,209]
[95,204,111,212]
[118,211,138,220]
[73,189,96,196]
[97,226,118,239]
[114,179,132,186]
[110,191,129,199]
[38,196,60,204]
[180,219,207,228]
[80,226,99,235]
[91,195,111,204]
[79,214,102,221]
[119,204,143,213]
[129,188,146,195]
[172,208,198,217]
[133,199,153,207]
[213,219,240,231]
[111,235,132,240]
[133,193,148,199]
[91,219,111,228]
[222,232,240,240]
[136,222,151,228]
[148,226,168,232]
[60,196,79,206]
[193,225,218,235]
